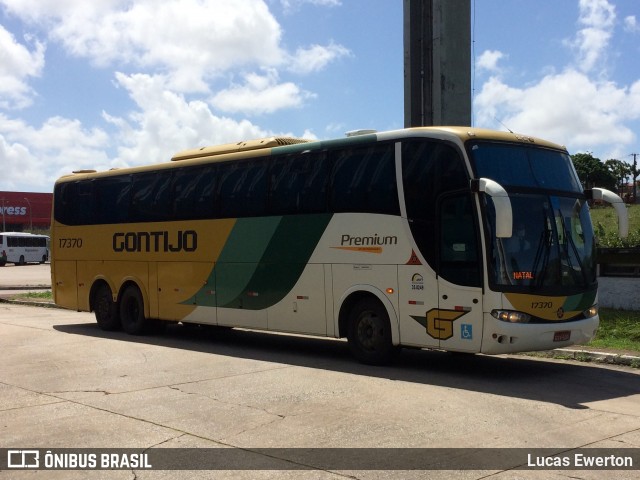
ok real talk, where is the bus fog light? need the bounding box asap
[583,304,598,319]
[491,309,531,324]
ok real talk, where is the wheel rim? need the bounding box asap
[356,310,384,351]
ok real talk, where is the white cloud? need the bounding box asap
[0,114,110,191]
[0,0,351,191]
[2,0,285,93]
[105,72,269,167]
[569,0,616,73]
[280,0,341,13]
[476,50,505,74]
[475,70,640,150]
[624,15,639,33]
[288,42,351,75]
[474,0,640,160]
[210,69,316,115]
[0,26,45,109]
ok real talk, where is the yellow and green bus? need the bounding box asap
[51,127,628,364]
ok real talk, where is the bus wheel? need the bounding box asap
[18,255,25,265]
[347,298,396,365]
[93,284,120,331]
[119,285,148,335]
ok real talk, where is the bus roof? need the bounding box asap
[171,136,311,161]
[55,127,567,184]
[403,126,567,151]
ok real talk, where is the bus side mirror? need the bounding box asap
[586,188,629,238]
[471,178,513,238]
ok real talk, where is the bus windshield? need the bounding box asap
[469,142,596,293]
[469,142,582,192]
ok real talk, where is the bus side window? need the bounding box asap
[438,193,481,287]
[329,143,399,214]
[172,166,216,220]
[95,176,132,224]
[218,159,267,218]
[130,171,174,222]
[402,140,470,270]
[268,153,328,215]
[54,181,94,225]
[269,155,302,215]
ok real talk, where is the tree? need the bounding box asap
[570,152,616,191]
[604,159,632,196]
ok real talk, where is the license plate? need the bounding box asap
[553,331,571,342]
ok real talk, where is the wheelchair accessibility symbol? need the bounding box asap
[461,324,473,340]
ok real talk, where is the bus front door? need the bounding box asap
[436,193,483,353]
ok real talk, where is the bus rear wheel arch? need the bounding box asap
[343,295,398,365]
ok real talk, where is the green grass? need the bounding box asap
[587,308,640,352]
[14,290,53,301]
[590,204,640,247]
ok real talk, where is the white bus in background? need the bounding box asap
[0,232,50,265]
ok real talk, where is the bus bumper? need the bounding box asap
[480,313,599,355]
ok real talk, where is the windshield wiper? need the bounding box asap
[556,208,588,286]
[531,215,552,289]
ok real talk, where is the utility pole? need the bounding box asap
[404,0,471,127]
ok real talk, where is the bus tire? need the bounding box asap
[119,285,148,335]
[18,255,25,265]
[93,284,120,331]
[347,297,397,365]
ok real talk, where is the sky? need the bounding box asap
[0,0,639,193]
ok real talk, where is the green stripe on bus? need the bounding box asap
[185,214,332,310]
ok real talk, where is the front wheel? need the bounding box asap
[119,285,148,335]
[347,298,397,365]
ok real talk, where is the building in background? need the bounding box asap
[0,192,52,232]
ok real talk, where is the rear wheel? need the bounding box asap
[119,285,148,335]
[347,298,397,365]
[18,255,25,265]
[93,284,120,331]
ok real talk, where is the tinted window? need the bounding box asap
[269,152,329,215]
[439,193,481,286]
[402,140,469,268]
[172,166,216,220]
[470,142,582,192]
[330,143,399,214]
[54,180,94,225]
[95,176,132,224]
[217,159,268,218]
[130,171,174,222]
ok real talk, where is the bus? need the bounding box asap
[51,127,628,364]
[0,232,50,266]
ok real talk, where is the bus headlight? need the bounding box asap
[491,310,531,324]
[583,304,598,319]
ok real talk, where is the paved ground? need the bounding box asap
[1,263,639,478]
[1,292,640,478]
[0,262,50,289]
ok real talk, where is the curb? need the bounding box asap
[522,348,640,368]
[0,297,62,309]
